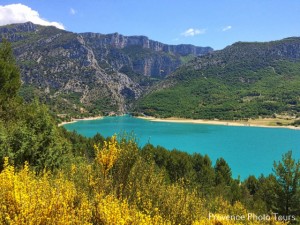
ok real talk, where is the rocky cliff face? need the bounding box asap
[78,32,212,77]
[82,32,211,55]
[0,22,213,114]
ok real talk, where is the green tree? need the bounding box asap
[2,101,71,172]
[229,178,243,204]
[0,39,71,172]
[166,149,194,183]
[245,175,259,195]
[273,151,300,215]
[214,157,232,186]
[213,158,233,200]
[0,39,21,108]
[192,153,215,195]
[254,174,278,213]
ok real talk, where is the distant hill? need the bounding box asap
[0,22,212,115]
[135,37,300,120]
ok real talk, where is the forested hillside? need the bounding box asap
[136,38,300,121]
[0,40,299,224]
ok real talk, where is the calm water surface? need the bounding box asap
[64,115,300,179]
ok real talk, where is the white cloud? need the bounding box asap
[181,28,206,37]
[70,8,77,15]
[0,4,64,29]
[222,25,232,32]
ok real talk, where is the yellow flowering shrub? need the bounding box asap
[124,158,206,224]
[152,182,205,224]
[94,135,120,178]
[0,157,171,225]
[0,158,92,224]
[93,192,170,225]
[112,136,140,199]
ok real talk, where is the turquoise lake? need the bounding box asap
[64,115,300,180]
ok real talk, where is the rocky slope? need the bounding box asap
[0,22,212,115]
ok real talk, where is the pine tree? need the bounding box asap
[273,151,300,215]
[215,157,232,186]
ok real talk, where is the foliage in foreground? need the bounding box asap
[0,138,295,225]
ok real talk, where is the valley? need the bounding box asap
[1,22,300,127]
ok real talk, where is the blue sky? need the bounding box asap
[1,0,300,50]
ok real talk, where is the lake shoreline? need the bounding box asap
[58,116,104,127]
[58,114,300,130]
[136,116,300,130]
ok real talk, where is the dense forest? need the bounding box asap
[135,38,300,122]
[1,40,300,224]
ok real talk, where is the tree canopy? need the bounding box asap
[0,39,21,105]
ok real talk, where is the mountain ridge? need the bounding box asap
[1,22,300,121]
[0,22,213,115]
